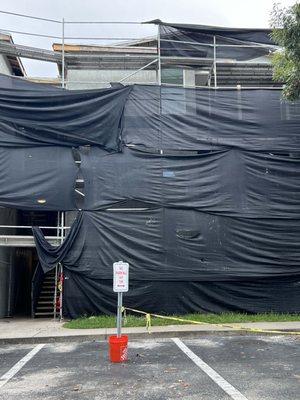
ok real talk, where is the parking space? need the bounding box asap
[0,344,36,377]
[0,335,299,400]
[184,335,300,400]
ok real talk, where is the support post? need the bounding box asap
[157,24,161,85]
[59,211,64,321]
[53,211,60,320]
[213,35,217,88]
[62,18,65,88]
[53,264,58,320]
[117,292,123,337]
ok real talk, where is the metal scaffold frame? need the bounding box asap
[0,9,281,90]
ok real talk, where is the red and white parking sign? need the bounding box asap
[113,261,129,292]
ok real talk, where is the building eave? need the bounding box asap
[0,33,26,76]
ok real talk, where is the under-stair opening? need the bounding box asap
[0,209,60,319]
[13,247,38,317]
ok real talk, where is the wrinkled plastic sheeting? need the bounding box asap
[0,146,78,210]
[63,272,300,318]
[33,212,83,272]
[157,22,276,61]
[0,82,131,149]
[123,86,300,151]
[33,209,300,282]
[0,73,62,91]
[80,146,300,218]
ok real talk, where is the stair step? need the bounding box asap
[37,304,53,307]
[34,312,54,316]
[35,306,53,309]
[38,301,54,305]
[40,290,55,293]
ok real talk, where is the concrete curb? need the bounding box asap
[1,327,298,345]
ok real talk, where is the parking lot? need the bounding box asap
[0,334,299,400]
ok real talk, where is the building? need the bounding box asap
[0,22,289,319]
[52,34,279,90]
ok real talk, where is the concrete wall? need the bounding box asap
[66,68,202,90]
[66,69,157,89]
[0,247,14,317]
[0,55,12,75]
[0,208,17,318]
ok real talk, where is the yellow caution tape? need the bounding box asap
[124,307,300,336]
[145,313,152,333]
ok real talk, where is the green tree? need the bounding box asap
[270,2,300,100]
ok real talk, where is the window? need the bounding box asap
[161,68,183,85]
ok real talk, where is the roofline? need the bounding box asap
[52,43,156,53]
[0,32,26,76]
[144,19,272,33]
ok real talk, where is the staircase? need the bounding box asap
[34,270,56,318]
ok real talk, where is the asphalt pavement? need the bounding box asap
[0,334,299,400]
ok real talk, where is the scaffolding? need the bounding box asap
[0,9,281,89]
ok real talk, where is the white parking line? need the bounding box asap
[172,338,249,400]
[0,344,45,389]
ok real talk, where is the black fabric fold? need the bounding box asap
[0,77,298,317]
[32,212,83,273]
[80,146,300,218]
[63,273,300,318]
[152,21,276,61]
[124,86,300,152]
[33,209,300,282]
[0,79,131,150]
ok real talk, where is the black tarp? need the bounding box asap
[33,209,300,282]
[63,274,300,317]
[33,212,83,271]
[80,146,300,218]
[1,85,299,212]
[0,83,131,149]
[0,74,299,317]
[0,73,62,91]
[0,146,78,210]
[123,86,300,151]
[147,20,277,61]
[33,209,300,316]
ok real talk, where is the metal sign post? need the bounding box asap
[113,261,129,338]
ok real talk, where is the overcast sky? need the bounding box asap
[0,0,297,77]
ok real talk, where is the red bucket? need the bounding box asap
[109,335,128,363]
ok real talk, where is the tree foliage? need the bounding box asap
[270,2,300,100]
